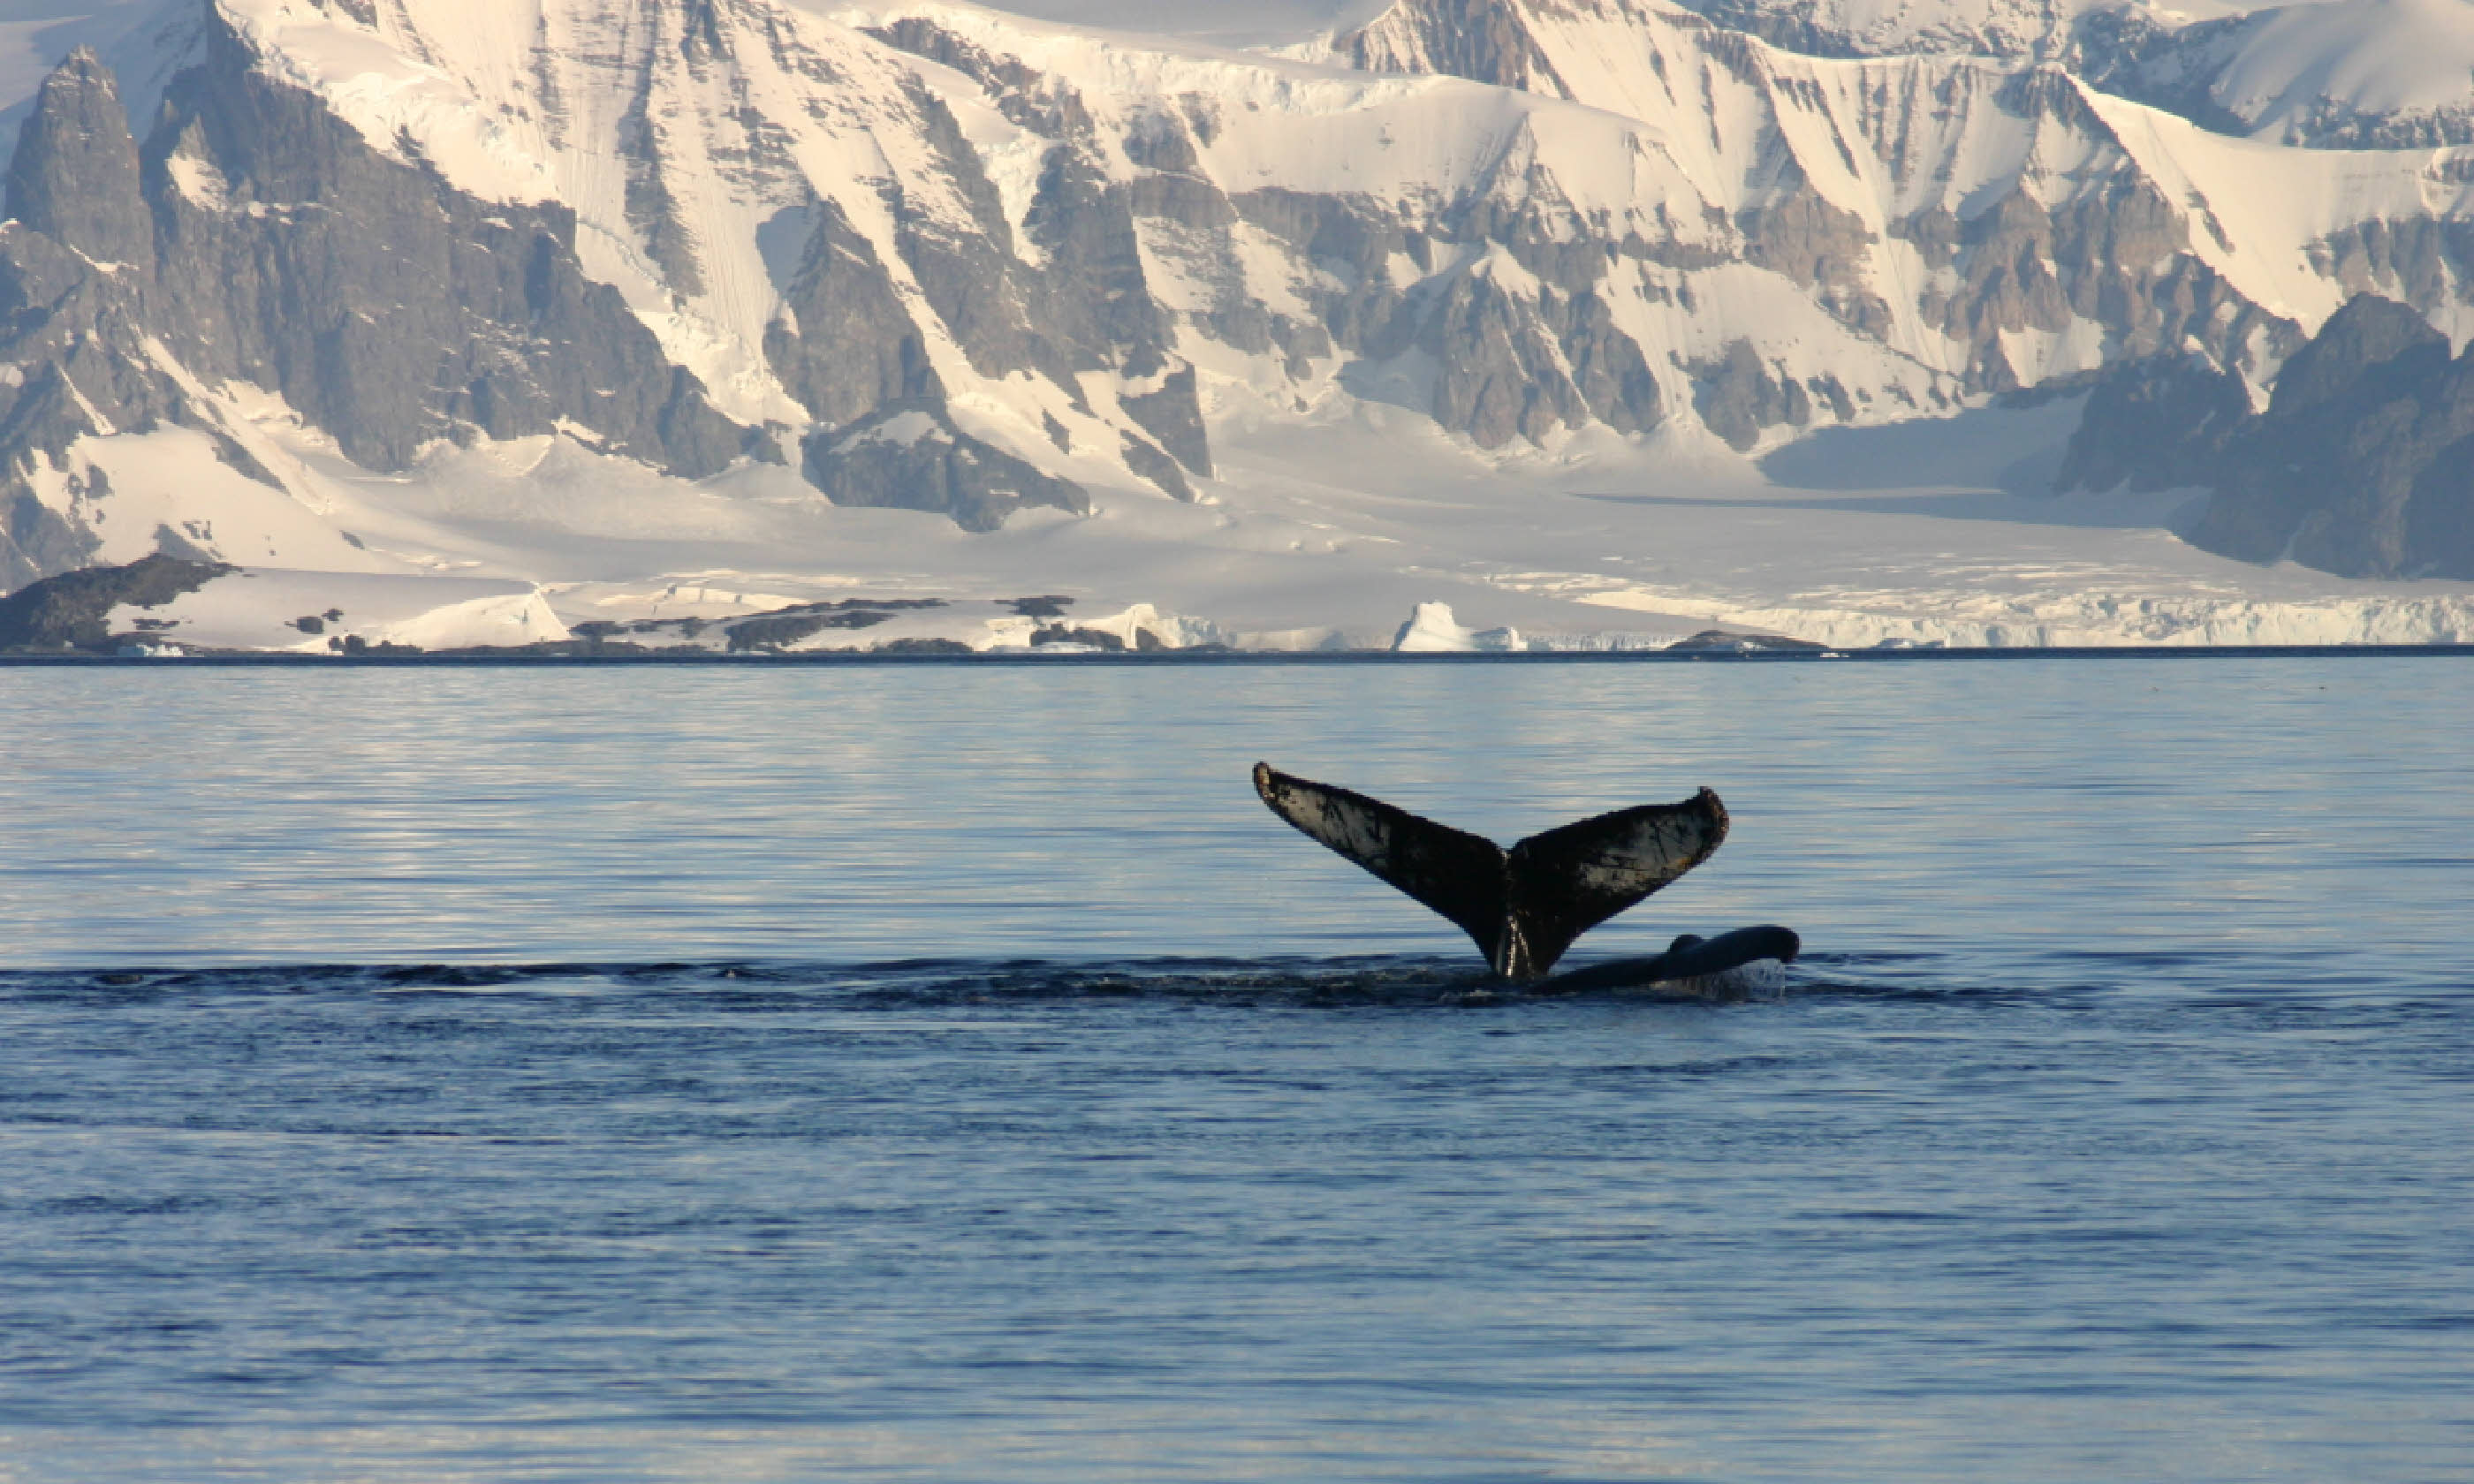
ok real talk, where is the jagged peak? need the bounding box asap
[45,45,118,82]
[4,42,151,269]
[1338,0,1554,90]
[1669,0,2115,61]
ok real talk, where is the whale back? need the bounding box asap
[1253,763,1728,980]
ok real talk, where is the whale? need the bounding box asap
[1253,762,1798,985]
[1533,926,1803,996]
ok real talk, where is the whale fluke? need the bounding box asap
[1252,762,1729,980]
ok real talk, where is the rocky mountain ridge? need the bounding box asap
[1640,0,2474,149]
[2065,294,2474,578]
[6,0,2474,592]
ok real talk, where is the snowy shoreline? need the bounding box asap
[12,642,2474,663]
[9,554,2474,658]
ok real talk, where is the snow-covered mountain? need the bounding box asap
[1389,0,2117,65]
[1621,0,2474,149]
[7,0,2474,644]
[2069,0,2474,148]
[1634,0,2271,62]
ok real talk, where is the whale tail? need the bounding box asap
[1252,762,1729,980]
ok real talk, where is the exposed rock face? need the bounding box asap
[0,11,1199,574]
[144,26,762,478]
[1339,0,1581,95]
[1116,432,1194,501]
[1893,166,2289,400]
[864,19,1204,456]
[743,55,1195,515]
[1696,342,1820,451]
[1666,0,2474,152]
[1119,366,1212,477]
[0,481,95,593]
[1663,0,2084,60]
[802,405,1089,533]
[14,0,2474,588]
[889,9,1664,454]
[2068,296,2474,579]
[0,551,231,650]
[763,197,945,428]
[1208,188,1664,450]
[2053,354,2251,496]
[2307,216,2474,322]
[1324,0,2336,429]
[2070,3,2474,150]
[0,26,765,585]
[2063,9,2262,139]
[2191,297,2474,578]
[1740,178,1891,343]
[1417,264,1663,447]
[4,49,153,271]
[0,222,150,588]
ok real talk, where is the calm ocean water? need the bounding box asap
[0,661,2468,1481]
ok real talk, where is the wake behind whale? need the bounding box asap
[1253,762,1798,991]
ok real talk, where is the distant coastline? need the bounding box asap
[11,644,2474,666]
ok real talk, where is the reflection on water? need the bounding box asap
[3,662,2470,979]
[0,662,2468,1481]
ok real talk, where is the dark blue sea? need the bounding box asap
[1,661,2468,1481]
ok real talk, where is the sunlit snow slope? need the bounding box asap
[6,0,2474,646]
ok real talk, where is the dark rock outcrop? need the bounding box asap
[1338,0,1582,96]
[141,18,761,477]
[871,635,973,655]
[802,405,1089,532]
[1119,365,1212,477]
[865,19,1210,473]
[4,49,153,271]
[2067,295,2474,579]
[0,551,231,651]
[2053,353,2252,495]
[1666,627,1827,652]
[1118,432,1193,501]
[763,197,945,428]
[0,31,768,587]
[1224,186,1664,450]
[725,608,892,651]
[1029,623,1126,649]
[1694,341,1810,450]
[2187,297,2474,576]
